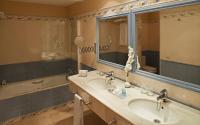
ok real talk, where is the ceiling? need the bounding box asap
[8,0,84,6]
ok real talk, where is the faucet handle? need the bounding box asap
[160,89,168,96]
[106,71,114,77]
[109,71,114,75]
[160,89,167,93]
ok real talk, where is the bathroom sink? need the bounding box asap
[128,99,179,124]
[87,78,107,89]
[87,78,124,90]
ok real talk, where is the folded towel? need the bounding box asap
[79,70,88,77]
[73,94,84,125]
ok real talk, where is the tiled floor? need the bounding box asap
[3,102,106,125]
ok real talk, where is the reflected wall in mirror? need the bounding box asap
[136,4,200,86]
[98,15,128,66]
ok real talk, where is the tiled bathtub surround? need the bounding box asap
[0,86,73,122]
[0,61,95,122]
[0,59,76,84]
[142,51,159,68]
[160,60,200,85]
[99,52,128,66]
[0,58,95,84]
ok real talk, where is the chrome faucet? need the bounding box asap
[157,89,168,101]
[156,89,169,110]
[105,71,115,92]
[105,71,114,85]
[105,71,114,78]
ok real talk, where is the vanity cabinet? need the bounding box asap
[68,82,133,125]
[106,108,133,125]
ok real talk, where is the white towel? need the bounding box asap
[73,94,84,125]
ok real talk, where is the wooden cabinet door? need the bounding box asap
[87,96,107,122]
[106,108,133,125]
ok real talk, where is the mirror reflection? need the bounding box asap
[136,4,200,85]
[98,16,128,66]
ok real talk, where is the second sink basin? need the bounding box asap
[128,99,179,125]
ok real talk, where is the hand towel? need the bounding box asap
[73,94,84,125]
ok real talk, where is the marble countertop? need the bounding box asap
[69,70,200,125]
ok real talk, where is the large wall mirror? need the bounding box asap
[96,14,131,69]
[133,1,200,91]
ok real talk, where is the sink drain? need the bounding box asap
[153,119,161,124]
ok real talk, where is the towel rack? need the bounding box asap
[72,92,92,105]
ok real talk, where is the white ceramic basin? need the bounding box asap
[87,78,107,89]
[128,99,179,124]
[87,78,124,90]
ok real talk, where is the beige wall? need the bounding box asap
[137,12,160,52]
[136,4,200,67]
[67,0,133,16]
[71,0,200,109]
[136,12,160,64]
[99,20,128,54]
[160,4,200,66]
[78,17,97,67]
[0,1,71,65]
[0,19,71,65]
[67,0,172,16]
[99,21,120,53]
[0,0,68,17]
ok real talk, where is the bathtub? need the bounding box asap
[0,74,73,122]
[0,74,68,101]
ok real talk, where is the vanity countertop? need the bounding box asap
[69,70,200,125]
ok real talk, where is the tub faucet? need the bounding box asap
[157,89,168,101]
